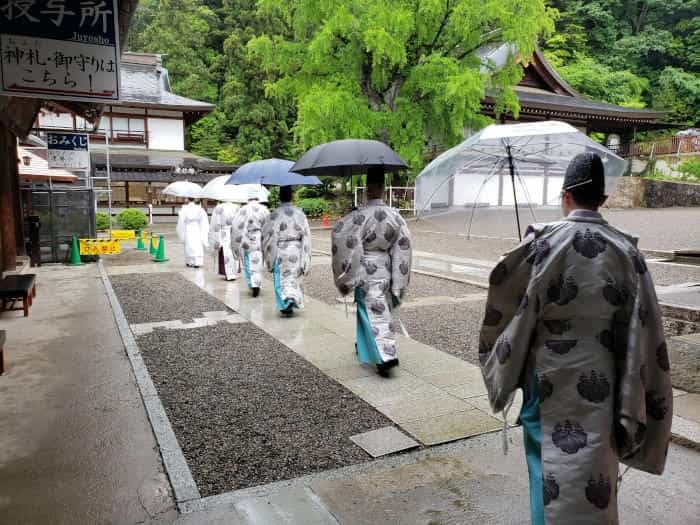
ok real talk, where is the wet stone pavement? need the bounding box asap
[29,217,696,524]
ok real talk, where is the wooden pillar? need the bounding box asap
[11,147,24,256]
[125,181,130,207]
[0,123,18,272]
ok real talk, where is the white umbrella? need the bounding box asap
[200,176,270,203]
[415,120,628,239]
[161,180,203,198]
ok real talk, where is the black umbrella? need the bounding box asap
[291,139,409,176]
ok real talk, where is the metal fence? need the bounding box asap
[354,186,416,213]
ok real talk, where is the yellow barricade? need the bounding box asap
[111,229,136,240]
[79,238,121,255]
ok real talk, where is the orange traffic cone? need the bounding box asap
[322,214,330,228]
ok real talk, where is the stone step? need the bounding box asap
[669,333,700,394]
[175,487,339,525]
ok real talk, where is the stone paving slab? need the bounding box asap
[673,393,700,423]
[465,391,524,425]
[376,393,473,424]
[672,416,700,447]
[235,487,340,525]
[444,381,489,399]
[349,427,419,457]
[129,313,247,335]
[400,409,502,446]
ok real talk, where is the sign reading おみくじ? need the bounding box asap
[0,0,121,102]
[47,131,89,169]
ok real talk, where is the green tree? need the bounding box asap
[127,0,296,162]
[545,0,700,121]
[135,0,220,103]
[553,53,648,107]
[248,0,555,169]
[654,67,700,125]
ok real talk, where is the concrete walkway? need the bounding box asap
[0,264,178,524]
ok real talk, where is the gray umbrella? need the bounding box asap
[291,139,409,176]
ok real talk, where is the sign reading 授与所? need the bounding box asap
[0,0,120,102]
[47,131,89,169]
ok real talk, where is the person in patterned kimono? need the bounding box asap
[332,168,412,377]
[232,189,270,297]
[262,186,312,316]
[479,152,672,524]
[208,200,240,281]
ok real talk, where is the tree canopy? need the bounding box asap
[248,0,554,168]
[126,0,698,166]
[544,0,700,125]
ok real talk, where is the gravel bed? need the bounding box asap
[401,301,486,366]
[136,322,391,495]
[305,264,485,305]
[400,296,691,366]
[111,272,229,323]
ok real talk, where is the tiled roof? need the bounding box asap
[112,55,215,112]
[90,148,236,179]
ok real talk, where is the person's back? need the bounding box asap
[479,153,671,524]
[177,200,208,267]
[332,168,412,376]
[209,201,240,280]
[233,193,270,296]
[262,186,312,314]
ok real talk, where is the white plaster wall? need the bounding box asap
[147,118,184,150]
[38,112,73,129]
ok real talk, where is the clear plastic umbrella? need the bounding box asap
[201,176,270,203]
[161,180,203,199]
[415,121,628,240]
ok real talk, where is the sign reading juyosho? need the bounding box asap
[47,132,89,169]
[0,0,120,102]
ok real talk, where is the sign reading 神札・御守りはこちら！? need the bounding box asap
[0,0,120,102]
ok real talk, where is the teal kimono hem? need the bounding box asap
[273,259,295,311]
[243,252,252,289]
[354,288,383,365]
[519,373,544,524]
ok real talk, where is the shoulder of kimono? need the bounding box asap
[524,221,567,238]
[601,224,640,249]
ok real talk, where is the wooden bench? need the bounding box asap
[0,330,4,375]
[0,274,37,317]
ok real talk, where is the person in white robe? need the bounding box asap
[231,189,270,297]
[331,168,412,377]
[262,185,312,316]
[479,153,672,525]
[208,200,240,280]
[176,198,209,267]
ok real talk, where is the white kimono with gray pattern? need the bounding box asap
[331,200,412,362]
[208,202,240,280]
[262,203,312,308]
[231,200,270,288]
[479,212,672,524]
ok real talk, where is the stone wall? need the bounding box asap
[644,179,700,208]
[607,177,645,208]
[608,177,700,208]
